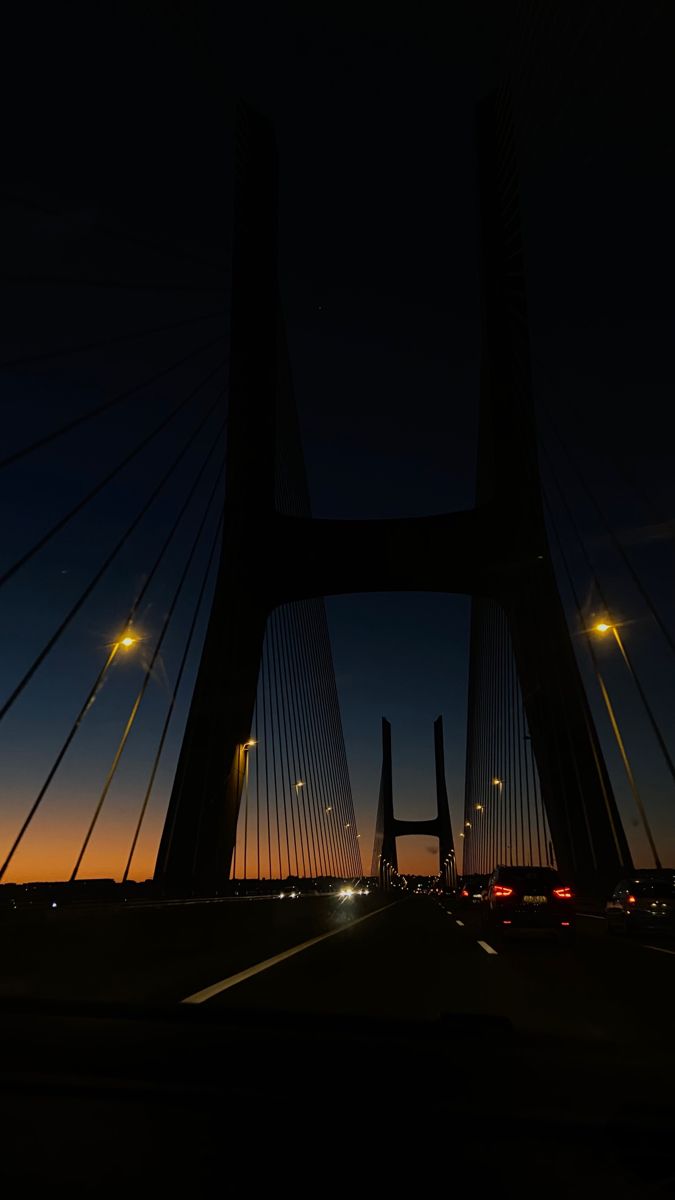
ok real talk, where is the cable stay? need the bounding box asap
[0,358,226,589]
[0,387,226,723]
[541,439,675,791]
[70,462,226,880]
[539,402,675,660]
[0,433,226,880]
[0,311,224,374]
[0,333,226,473]
[542,486,661,869]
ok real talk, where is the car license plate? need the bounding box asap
[523,895,547,905]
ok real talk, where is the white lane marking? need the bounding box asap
[578,913,606,921]
[455,919,464,927]
[644,944,675,956]
[181,904,393,1004]
[477,940,498,955]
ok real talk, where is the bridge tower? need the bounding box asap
[156,89,632,897]
[371,717,455,888]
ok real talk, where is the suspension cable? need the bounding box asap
[0,357,226,589]
[70,463,225,880]
[0,382,226,721]
[0,434,225,880]
[0,312,223,374]
[121,514,223,882]
[0,334,225,472]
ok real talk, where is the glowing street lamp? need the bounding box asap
[593,620,629,660]
[591,618,661,868]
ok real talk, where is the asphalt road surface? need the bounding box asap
[3,892,674,1052]
[2,893,675,1195]
[190,895,675,1051]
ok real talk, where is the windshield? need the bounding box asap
[2,6,675,1145]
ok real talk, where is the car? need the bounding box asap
[605,870,675,937]
[482,866,575,939]
[456,874,489,907]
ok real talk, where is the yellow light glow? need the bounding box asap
[120,635,136,648]
[295,780,304,788]
[492,778,502,786]
[243,740,256,750]
[594,622,611,633]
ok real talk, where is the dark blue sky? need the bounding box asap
[1,2,674,878]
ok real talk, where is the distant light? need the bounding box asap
[475,804,484,812]
[51,902,57,909]
[243,740,256,750]
[295,780,304,788]
[492,778,502,787]
[119,635,136,648]
[325,807,332,813]
[594,622,611,634]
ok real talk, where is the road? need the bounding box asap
[2,891,674,1052]
[2,892,675,1193]
[185,895,675,1051]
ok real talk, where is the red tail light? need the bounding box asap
[552,886,574,899]
[492,885,513,898]
[461,888,469,897]
[627,894,636,904]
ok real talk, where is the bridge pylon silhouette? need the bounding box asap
[155,88,632,897]
[371,717,456,889]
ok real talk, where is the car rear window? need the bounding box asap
[496,869,561,888]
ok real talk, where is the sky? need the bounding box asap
[1,2,674,880]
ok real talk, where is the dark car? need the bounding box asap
[457,874,489,906]
[482,866,575,939]
[605,871,675,937]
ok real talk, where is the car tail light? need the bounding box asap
[461,888,469,897]
[627,894,636,904]
[502,919,512,925]
[552,886,574,899]
[492,885,513,898]
[560,921,570,927]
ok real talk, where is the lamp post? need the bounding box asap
[592,621,661,868]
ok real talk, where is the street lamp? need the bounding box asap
[591,618,662,868]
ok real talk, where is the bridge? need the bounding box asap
[0,77,674,1058]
